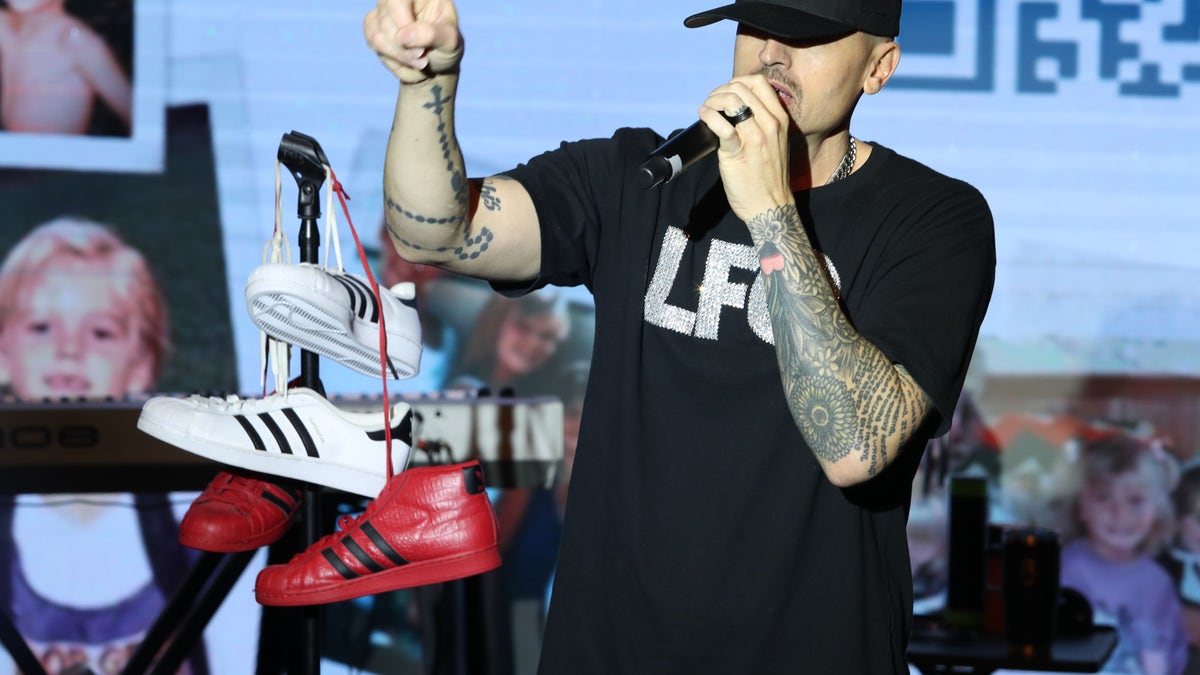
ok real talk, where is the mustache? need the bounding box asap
[756,66,800,100]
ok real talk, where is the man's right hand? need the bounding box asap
[364,0,464,84]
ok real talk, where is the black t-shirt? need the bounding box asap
[502,128,995,675]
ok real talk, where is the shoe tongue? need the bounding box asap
[215,471,272,495]
[378,468,413,498]
[285,378,326,397]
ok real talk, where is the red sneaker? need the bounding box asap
[254,461,500,606]
[179,471,302,552]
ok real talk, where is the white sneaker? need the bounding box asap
[245,262,422,379]
[137,388,410,498]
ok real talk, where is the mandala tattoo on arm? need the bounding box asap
[745,205,930,478]
[384,85,494,262]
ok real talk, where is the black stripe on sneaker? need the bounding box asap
[362,523,408,566]
[234,415,266,451]
[397,412,413,445]
[261,490,294,514]
[333,274,395,377]
[365,412,414,445]
[332,274,370,322]
[257,413,293,455]
[322,548,358,580]
[343,275,380,323]
[281,408,319,458]
[343,537,386,574]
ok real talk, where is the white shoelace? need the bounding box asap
[259,160,352,396]
[195,391,285,413]
[259,161,294,398]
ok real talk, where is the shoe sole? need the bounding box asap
[254,545,503,606]
[137,413,390,498]
[246,274,419,379]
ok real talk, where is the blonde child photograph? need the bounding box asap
[0,0,132,136]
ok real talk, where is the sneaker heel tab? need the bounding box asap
[462,463,486,495]
[391,281,417,301]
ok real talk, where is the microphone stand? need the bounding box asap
[258,131,329,675]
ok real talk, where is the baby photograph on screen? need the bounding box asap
[0,0,132,137]
[0,0,164,173]
[0,103,245,675]
[0,103,237,395]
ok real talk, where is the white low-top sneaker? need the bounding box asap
[245,262,422,379]
[137,388,410,498]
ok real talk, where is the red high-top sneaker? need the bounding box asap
[179,471,303,552]
[254,460,500,606]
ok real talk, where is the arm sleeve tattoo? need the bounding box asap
[383,84,495,262]
[746,204,931,479]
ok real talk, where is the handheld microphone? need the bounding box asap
[637,106,754,190]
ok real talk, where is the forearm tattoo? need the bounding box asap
[480,181,501,211]
[385,84,494,261]
[746,205,928,477]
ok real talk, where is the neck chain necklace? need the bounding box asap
[824,137,857,185]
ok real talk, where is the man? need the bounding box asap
[365,0,995,671]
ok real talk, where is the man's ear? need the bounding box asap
[863,39,901,95]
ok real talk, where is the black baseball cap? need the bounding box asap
[684,0,901,42]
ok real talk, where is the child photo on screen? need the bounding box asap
[1061,433,1188,675]
[0,0,132,136]
[0,217,208,675]
[0,217,166,399]
[1159,462,1200,674]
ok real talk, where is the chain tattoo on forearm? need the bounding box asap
[746,204,928,476]
[385,84,495,261]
